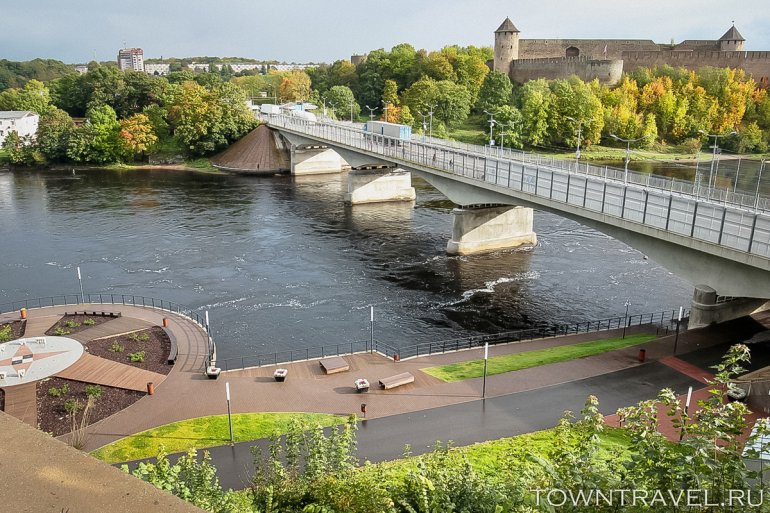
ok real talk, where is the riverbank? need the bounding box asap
[43,158,223,175]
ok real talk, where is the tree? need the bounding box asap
[381,79,399,121]
[36,108,75,162]
[119,113,158,160]
[2,131,40,165]
[454,52,490,107]
[66,104,121,164]
[433,81,471,128]
[520,79,552,146]
[278,70,311,102]
[477,71,513,113]
[325,85,360,120]
[401,76,440,120]
[0,79,54,114]
[422,51,456,81]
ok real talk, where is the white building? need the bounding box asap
[118,48,144,72]
[215,63,261,73]
[187,62,210,72]
[74,64,89,75]
[144,63,171,76]
[270,63,314,71]
[0,111,40,145]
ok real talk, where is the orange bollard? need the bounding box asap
[393,353,400,362]
[162,318,169,328]
[147,382,155,395]
[638,349,646,362]
[20,308,27,320]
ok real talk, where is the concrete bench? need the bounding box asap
[379,372,415,390]
[319,356,350,374]
[161,327,178,365]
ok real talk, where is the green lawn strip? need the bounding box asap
[91,412,343,464]
[422,333,656,382]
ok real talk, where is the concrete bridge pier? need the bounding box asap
[447,205,537,255]
[688,284,770,329]
[344,168,416,205]
[290,143,347,175]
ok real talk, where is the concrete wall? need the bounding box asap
[519,39,660,60]
[344,169,416,205]
[510,57,623,85]
[447,206,537,255]
[622,50,770,81]
[291,147,344,175]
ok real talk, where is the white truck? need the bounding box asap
[363,120,412,141]
[260,104,281,115]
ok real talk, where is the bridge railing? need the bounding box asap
[0,293,216,366]
[265,114,770,259]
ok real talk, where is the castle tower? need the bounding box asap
[494,17,520,74]
[719,24,745,52]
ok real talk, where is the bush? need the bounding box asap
[53,327,71,336]
[85,384,103,398]
[63,398,81,415]
[64,320,81,328]
[677,137,703,155]
[0,324,12,342]
[83,318,96,326]
[48,383,70,397]
[111,342,125,353]
[128,331,150,343]
[129,351,145,363]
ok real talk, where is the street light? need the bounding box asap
[369,306,374,353]
[349,100,355,123]
[416,111,429,141]
[329,101,337,120]
[482,342,489,398]
[382,100,390,122]
[566,116,588,166]
[365,105,376,122]
[673,306,683,354]
[698,129,737,199]
[426,104,436,141]
[610,133,650,184]
[225,382,234,445]
[483,110,496,148]
[76,266,84,304]
[622,299,630,339]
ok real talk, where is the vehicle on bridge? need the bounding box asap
[363,120,411,143]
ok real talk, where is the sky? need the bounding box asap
[2,0,769,64]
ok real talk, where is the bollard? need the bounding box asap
[393,353,400,362]
[20,308,27,320]
[162,318,169,328]
[638,349,646,362]
[360,403,367,418]
[147,382,154,395]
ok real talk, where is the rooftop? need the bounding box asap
[496,17,519,33]
[0,111,36,119]
[719,25,745,41]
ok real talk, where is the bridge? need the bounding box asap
[261,114,770,326]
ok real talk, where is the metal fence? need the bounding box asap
[0,293,216,364]
[218,309,687,370]
[266,114,770,259]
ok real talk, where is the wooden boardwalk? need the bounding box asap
[23,315,61,337]
[70,317,154,343]
[2,382,37,427]
[56,354,167,392]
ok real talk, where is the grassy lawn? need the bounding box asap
[0,149,8,163]
[92,412,344,464]
[422,333,656,382]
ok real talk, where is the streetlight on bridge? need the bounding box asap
[565,116,589,167]
[416,111,429,141]
[365,105,376,122]
[698,129,738,199]
[483,110,496,148]
[610,133,650,184]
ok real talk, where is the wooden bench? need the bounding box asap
[379,372,415,390]
[162,327,178,365]
[319,356,350,374]
[65,311,122,318]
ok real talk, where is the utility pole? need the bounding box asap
[610,134,649,184]
[566,116,587,166]
[699,129,737,200]
[483,110,496,148]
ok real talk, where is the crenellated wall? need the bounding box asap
[622,50,770,80]
[510,57,624,84]
[519,39,660,60]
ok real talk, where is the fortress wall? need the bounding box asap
[622,51,770,80]
[520,39,659,60]
[510,58,623,85]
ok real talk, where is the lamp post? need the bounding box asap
[673,306,683,354]
[369,306,374,353]
[679,385,693,441]
[566,116,588,167]
[482,342,489,398]
[76,266,84,304]
[321,95,327,118]
[698,129,737,199]
[365,105,376,122]
[382,101,390,123]
[427,104,436,141]
[349,100,355,123]
[610,134,649,184]
[622,299,630,339]
[483,110,496,148]
[225,382,234,445]
[329,101,337,120]
[417,111,429,142]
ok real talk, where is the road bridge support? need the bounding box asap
[447,206,537,255]
[290,144,346,175]
[688,284,770,329]
[344,168,416,205]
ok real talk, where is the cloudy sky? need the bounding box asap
[3,0,768,63]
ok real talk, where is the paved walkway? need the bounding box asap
[2,382,36,426]
[56,353,167,392]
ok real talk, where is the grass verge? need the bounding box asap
[92,412,343,464]
[422,333,656,382]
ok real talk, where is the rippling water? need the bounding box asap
[0,168,691,359]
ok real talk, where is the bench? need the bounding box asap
[162,327,178,365]
[65,311,122,318]
[319,356,350,374]
[379,372,415,390]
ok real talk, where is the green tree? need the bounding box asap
[454,52,490,107]
[434,81,471,128]
[36,108,75,162]
[325,85,360,121]
[520,79,552,146]
[2,131,40,165]
[477,70,513,114]
[66,104,121,164]
[0,79,54,114]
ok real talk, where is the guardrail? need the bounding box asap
[0,293,216,366]
[218,309,687,370]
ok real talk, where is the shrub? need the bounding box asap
[53,327,71,336]
[64,320,81,328]
[677,137,703,155]
[83,318,96,326]
[128,331,150,343]
[111,342,125,353]
[85,384,103,398]
[129,351,145,363]
[48,384,70,397]
[63,398,82,415]
[0,324,12,342]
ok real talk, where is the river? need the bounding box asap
[0,168,691,360]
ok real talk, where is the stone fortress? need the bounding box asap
[493,17,770,86]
